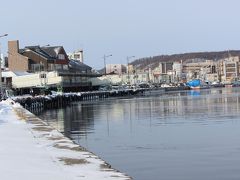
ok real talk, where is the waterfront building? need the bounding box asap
[220,56,239,83]
[159,62,173,74]
[182,60,219,82]
[8,40,69,72]
[106,64,127,75]
[172,62,183,82]
[152,67,162,83]
[151,62,174,83]
[122,71,150,85]
[7,40,99,94]
[150,59,221,84]
[1,70,16,90]
[91,71,151,87]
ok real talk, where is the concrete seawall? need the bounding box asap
[0,100,132,180]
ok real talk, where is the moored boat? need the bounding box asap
[186,79,201,89]
[186,79,210,89]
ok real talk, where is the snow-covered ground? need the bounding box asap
[0,99,131,180]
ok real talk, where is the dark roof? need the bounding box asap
[69,59,92,71]
[41,46,63,58]
[20,45,64,61]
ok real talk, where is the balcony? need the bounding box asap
[56,69,101,77]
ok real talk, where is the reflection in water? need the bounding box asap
[38,88,240,180]
[63,103,95,138]
[41,103,95,137]
[188,89,201,96]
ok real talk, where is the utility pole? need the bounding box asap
[103,54,112,76]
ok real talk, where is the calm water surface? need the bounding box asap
[38,88,240,180]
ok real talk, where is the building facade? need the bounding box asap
[106,64,127,75]
[220,56,239,83]
[68,49,84,63]
[7,40,99,93]
[8,40,69,72]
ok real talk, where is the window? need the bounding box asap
[39,73,46,78]
[63,65,68,70]
[58,54,65,60]
[74,54,80,59]
[31,64,44,72]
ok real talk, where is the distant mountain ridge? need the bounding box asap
[131,50,240,70]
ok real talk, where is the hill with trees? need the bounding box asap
[131,50,240,70]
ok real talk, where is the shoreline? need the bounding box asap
[0,99,132,180]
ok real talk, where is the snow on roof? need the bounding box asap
[1,71,33,78]
[2,71,17,78]
[41,46,63,58]
[13,71,33,76]
[23,46,54,60]
[21,46,65,60]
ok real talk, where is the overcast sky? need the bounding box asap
[1,0,240,69]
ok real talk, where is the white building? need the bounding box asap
[0,54,4,69]
[68,49,84,62]
[106,64,127,75]
[221,56,239,83]
[173,62,182,78]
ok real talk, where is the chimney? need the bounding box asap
[8,40,19,54]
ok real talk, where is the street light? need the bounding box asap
[103,54,112,76]
[0,33,8,99]
[127,56,135,84]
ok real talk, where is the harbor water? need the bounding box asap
[38,88,240,180]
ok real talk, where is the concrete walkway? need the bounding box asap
[0,100,131,180]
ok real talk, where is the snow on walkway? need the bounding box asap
[0,99,131,180]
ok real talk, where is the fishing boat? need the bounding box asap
[186,79,201,89]
[186,79,210,89]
